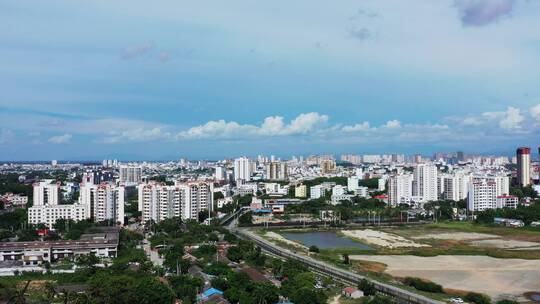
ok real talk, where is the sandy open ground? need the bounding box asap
[350,255,540,298]
[264,231,307,249]
[411,232,540,249]
[469,239,540,249]
[412,232,498,241]
[342,229,429,248]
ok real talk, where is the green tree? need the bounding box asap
[290,287,326,304]
[89,273,137,303]
[238,212,253,226]
[204,261,232,276]
[253,282,279,304]
[168,275,203,303]
[363,294,396,304]
[226,246,244,262]
[308,245,320,253]
[465,292,491,304]
[75,252,100,274]
[358,279,376,296]
[342,253,350,265]
[135,277,175,304]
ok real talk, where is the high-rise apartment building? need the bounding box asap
[138,181,213,223]
[214,166,227,181]
[467,175,510,211]
[347,177,359,192]
[79,182,125,224]
[119,166,142,184]
[266,162,288,180]
[234,157,252,182]
[388,174,413,206]
[320,159,336,174]
[412,164,438,202]
[467,179,497,211]
[28,180,87,228]
[32,180,61,206]
[516,147,531,186]
[441,173,471,201]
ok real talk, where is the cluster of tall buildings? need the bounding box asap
[28,179,213,228]
[388,164,441,206]
[137,181,213,223]
[28,180,125,228]
[219,156,289,183]
[387,146,540,211]
[341,154,407,164]
[387,163,512,211]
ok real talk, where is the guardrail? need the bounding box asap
[220,207,251,226]
[233,228,444,304]
[246,221,427,229]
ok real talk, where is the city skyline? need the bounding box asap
[2,0,540,160]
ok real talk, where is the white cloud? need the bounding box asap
[48,134,72,144]
[499,106,523,129]
[103,128,171,144]
[177,112,329,139]
[460,116,483,126]
[530,104,540,120]
[342,121,371,132]
[284,112,328,134]
[482,107,524,129]
[384,120,401,128]
[177,120,255,139]
[260,116,286,135]
[453,106,525,131]
[2,104,539,151]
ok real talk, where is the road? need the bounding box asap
[224,208,444,304]
[142,240,163,266]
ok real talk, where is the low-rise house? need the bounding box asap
[342,286,364,299]
[241,267,270,283]
[198,288,229,304]
[0,227,119,266]
[0,193,28,209]
[494,217,524,228]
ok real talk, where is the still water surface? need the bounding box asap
[281,231,373,250]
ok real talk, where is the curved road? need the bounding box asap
[224,209,444,304]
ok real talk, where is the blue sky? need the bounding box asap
[1,0,540,160]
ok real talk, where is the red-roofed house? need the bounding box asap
[342,286,363,299]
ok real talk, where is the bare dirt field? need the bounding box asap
[469,239,540,249]
[350,255,540,299]
[263,231,307,249]
[411,231,540,249]
[412,232,498,241]
[341,229,429,248]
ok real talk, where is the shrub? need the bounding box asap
[403,277,443,293]
[308,245,320,253]
[465,292,491,304]
[358,278,376,296]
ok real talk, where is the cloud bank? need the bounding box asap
[3,104,540,149]
[454,0,516,26]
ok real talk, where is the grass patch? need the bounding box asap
[351,260,386,274]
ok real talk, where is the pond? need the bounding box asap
[281,231,374,250]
